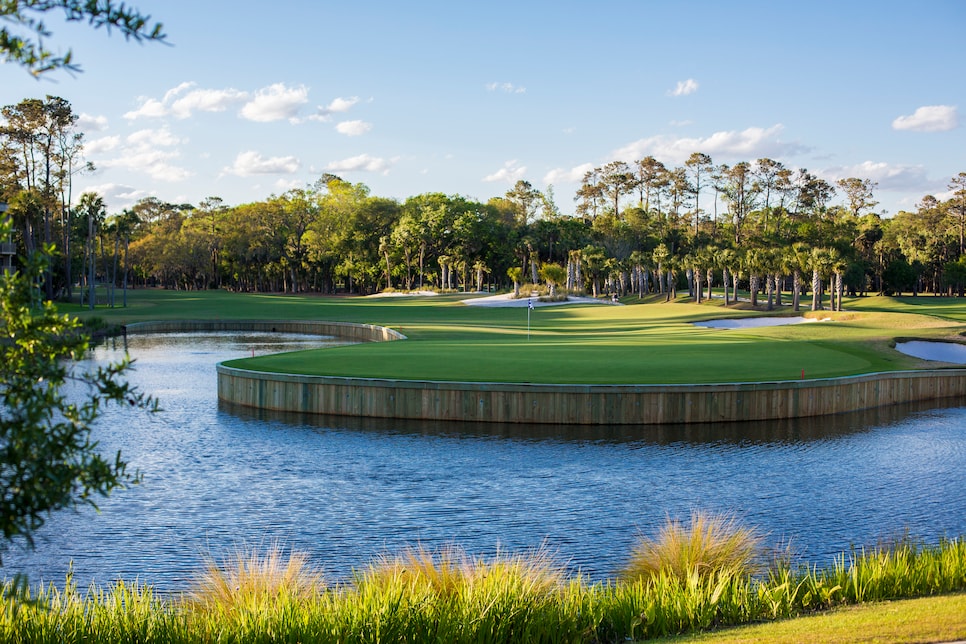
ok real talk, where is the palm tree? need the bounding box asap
[810,247,835,311]
[539,262,566,297]
[652,243,670,295]
[507,266,523,298]
[77,192,105,310]
[744,247,766,307]
[829,248,846,312]
[716,247,737,305]
[787,242,810,312]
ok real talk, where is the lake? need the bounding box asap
[3,331,965,592]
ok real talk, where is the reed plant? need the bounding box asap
[622,511,764,583]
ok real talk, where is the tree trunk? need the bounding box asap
[792,270,801,312]
[811,268,822,311]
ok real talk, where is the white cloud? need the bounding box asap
[92,127,191,181]
[543,163,595,185]
[325,153,395,174]
[170,87,248,118]
[100,148,191,182]
[78,113,109,131]
[224,150,300,176]
[613,124,807,165]
[335,120,373,136]
[127,127,185,148]
[240,83,309,123]
[483,160,527,183]
[892,105,958,132]
[85,135,121,154]
[124,97,168,120]
[274,178,305,191]
[125,82,249,119]
[668,79,699,97]
[486,82,526,94]
[75,183,152,208]
[820,160,931,192]
[309,96,361,122]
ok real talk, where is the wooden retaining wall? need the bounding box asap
[216,366,966,425]
[123,320,406,343]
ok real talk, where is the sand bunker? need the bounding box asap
[895,340,966,364]
[461,293,612,308]
[694,316,821,329]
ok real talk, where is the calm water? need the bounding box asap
[3,332,966,591]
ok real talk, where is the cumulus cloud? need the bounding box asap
[94,127,191,181]
[169,87,248,118]
[335,120,373,136]
[892,105,958,132]
[820,160,931,192]
[78,113,109,131]
[308,96,362,122]
[483,160,527,183]
[240,83,309,123]
[125,82,248,120]
[76,183,152,208]
[543,163,596,185]
[85,135,121,154]
[224,150,300,176]
[613,124,807,165]
[325,153,395,174]
[668,79,699,97]
[486,82,526,94]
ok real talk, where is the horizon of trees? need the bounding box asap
[4,96,966,310]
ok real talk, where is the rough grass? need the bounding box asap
[69,288,966,385]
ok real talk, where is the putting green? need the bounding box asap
[67,288,966,385]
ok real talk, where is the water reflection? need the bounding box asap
[2,332,964,593]
[224,397,965,446]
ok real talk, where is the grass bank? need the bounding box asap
[68,289,966,384]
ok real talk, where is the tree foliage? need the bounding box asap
[0,227,156,558]
[1,0,165,75]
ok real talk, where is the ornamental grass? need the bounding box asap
[1,530,965,643]
[621,511,765,583]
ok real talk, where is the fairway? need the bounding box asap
[73,289,966,385]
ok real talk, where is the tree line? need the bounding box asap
[4,96,966,310]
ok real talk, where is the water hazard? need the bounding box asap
[3,331,965,591]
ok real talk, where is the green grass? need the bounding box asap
[69,288,966,384]
[659,593,966,643]
[3,534,965,643]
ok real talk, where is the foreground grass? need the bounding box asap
[69,288,966,384]
[4,534,966,643]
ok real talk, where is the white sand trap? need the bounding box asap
[895,340,966,364]
[366,290,439,298]
[461,293,612,308]
[694,316,822,329]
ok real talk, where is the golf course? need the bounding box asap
[71,287,966,426]
[74,287,966,384]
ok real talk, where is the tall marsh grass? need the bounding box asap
[622,511,765,582]
[2,517,965,642]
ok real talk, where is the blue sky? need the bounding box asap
[4,0,965,216]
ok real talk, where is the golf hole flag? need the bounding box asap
[528,299,534,310]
